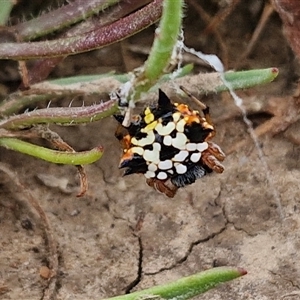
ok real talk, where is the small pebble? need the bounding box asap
[40,266,51,279]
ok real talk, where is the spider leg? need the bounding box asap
[201,145,225,173]
[179,85,207,110]
[146,178,178,198]
[206,141,226,161]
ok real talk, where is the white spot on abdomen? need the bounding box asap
[148,163,158,172]
[155,122,175,136]
[143,142,161,164]
[158,160,173,170]
[131,147,144,156]
[174,163,187,174]
[172,112,181,122]
[197,142,208,152]
[157,172,167,180]
[172,132,187,149]
[186,143,197,151]
[132,130,155,147]
[176,119,186,132]
[172,150,189,162]
[163,135,172,146]
[191,152,201,163]
[145,170,156,178]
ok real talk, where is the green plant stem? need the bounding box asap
[134,0,183,98]
[0,68,278,117]
[48,73,124,85]
[0,0,163,60]
[19,0,153,85]
[12,0,120,40]
[0,99,118,130]
[47,67,277,91]
[144,0,183,81]
[0,0,14,25]
[0,138,103,164]
[105,267,247,300]
[0,66,191,117]
[219,67,279,92]
[0,93,64,117]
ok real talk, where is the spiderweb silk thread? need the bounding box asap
[174,38,284,219]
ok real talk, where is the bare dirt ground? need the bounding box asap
[1,1,300,299]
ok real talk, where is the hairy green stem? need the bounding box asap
[12,0,119,41]
[105,267,247,300]
[0,99,118,130]
[0,0,163,60]
[0,68,278,117]
[219,67,279,92]
[19,0,153,85]
[144,0,183,82]
[0,138,103,164]
[132,0,183,99]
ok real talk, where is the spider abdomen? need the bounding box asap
[114,89,225,197]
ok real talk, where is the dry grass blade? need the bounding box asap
[235,2,274,67]
[187,0,229,67]
[202,0,241,35]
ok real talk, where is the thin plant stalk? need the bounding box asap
[0,0,163,60]
[19,0,153,85]
[144,0,183,81]
[0,138,103,165]
[104,267,247,300]
[0,99,118,130]
[0,68,278,117]
[12,0,120,40]
[134,0,184,98]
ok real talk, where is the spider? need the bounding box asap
[114,87,225,198]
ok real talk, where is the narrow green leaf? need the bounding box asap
[105,267,247,300]
[48,73,127,85]
[49,65,193,87]
[0,138,103,165]
[219,68,279,92]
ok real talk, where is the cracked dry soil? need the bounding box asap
[1,108,300,300]
[1,1,300,300]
